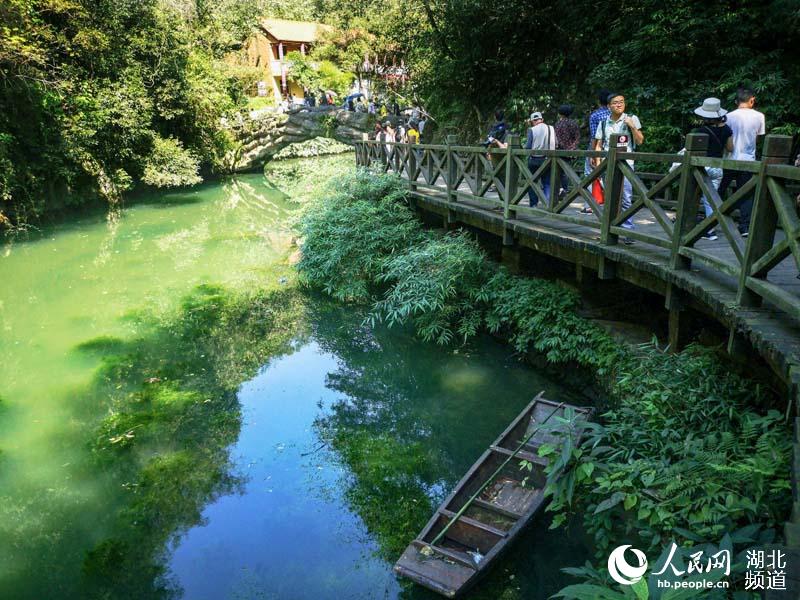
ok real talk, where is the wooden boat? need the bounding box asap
[394,392,592,598]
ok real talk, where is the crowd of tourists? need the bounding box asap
[367,103,429,145]
[482,88,768,244]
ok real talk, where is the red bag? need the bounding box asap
[592,179,605,205]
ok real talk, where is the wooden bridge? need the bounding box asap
[354,132,800,569]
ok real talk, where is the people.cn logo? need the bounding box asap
[608,544,648,585]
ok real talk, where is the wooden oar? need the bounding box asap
[424,401,567,554]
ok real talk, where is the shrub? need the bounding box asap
[542,344,791,560]
[142,137,202,188]
[370,232,491,344]
[297,170,423,301]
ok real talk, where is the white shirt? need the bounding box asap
[726,108,765,161]
[527,123,556,156]
[594,113,642,152]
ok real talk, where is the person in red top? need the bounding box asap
[554,104,580,196]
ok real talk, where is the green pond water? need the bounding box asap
[0,162,590,599]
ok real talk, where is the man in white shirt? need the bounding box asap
[718,88,766,237]
[524,111,556,206]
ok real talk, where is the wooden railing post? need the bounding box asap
[736,134,794,307]
[446,135,458,204]
[548,149,559,209]
[407,141,417,193]
[670,132,708,270]
[503,134,520,246]
[359,133,369,166]
[379,137,388,170]
[600,133,625,246]
[392,142,401,174]
[474,149,485,196]
[503,134,520,220]
[426,145,434,183]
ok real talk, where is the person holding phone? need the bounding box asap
[591,92,644,242]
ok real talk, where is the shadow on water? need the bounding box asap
[1,282,592,599]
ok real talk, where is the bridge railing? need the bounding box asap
[355,132,799,321]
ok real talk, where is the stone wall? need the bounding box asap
[228,107,373,172]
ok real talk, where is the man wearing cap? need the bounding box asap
[691,98,734,241]
[717,87,766,237]
[525,112,556,207]
[591,92,644,239]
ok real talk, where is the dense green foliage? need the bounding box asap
[399,0,800,146]
[543,343,790,550]
[5,0,798,225]
[299,169,625,367]
[270,136,352,160]
[298,170,425,301]
[0,0,261,224]
[284,50,353,98]
[263,152,355,203]
[542,359,789,597]
[297,168,791,593]
[255,0,800,146]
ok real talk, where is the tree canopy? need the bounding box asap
[1,0,798,225]
[0,0,260,223]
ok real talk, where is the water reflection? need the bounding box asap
[165,300,591,599]
[0,159,590,599]
[0,171,299,600]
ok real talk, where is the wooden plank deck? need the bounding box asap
[408,174,800,380]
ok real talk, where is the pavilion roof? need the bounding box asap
[259,18,330,43]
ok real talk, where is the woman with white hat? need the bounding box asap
[691,98,733,241]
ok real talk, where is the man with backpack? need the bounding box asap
[591,92,644,242]
[484,110,508,146]
[525,111,556,207]
[484,110,508,172]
